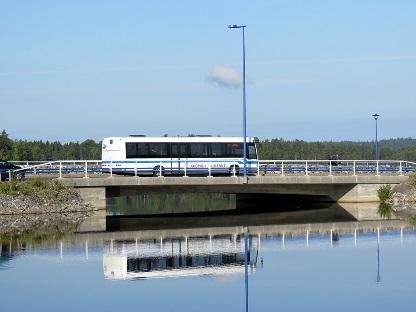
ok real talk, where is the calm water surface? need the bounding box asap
[1,203,415,311]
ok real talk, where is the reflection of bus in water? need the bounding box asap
[103,234,258,280]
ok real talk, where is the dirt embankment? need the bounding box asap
[0,178,93,215]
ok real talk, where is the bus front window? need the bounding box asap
[248,144,257,160]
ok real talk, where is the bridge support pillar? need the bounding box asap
[337,184,390,203]
[77,187,106,209]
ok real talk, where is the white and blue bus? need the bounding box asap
[101,136,258,176]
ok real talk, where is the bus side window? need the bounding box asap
[148,143,169,157]
[210,143,225,157]
[126,143,137,158]
[171,143,189,158]
[126,143,149,158]
[226,143,243,157]
[190,143,208,158]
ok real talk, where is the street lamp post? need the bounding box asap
[228,24,247,177]
[372,114,380,160]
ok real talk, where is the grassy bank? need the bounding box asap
[0,177,73,198]
[0,177,92,215]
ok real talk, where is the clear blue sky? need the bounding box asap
[1,1,415,142]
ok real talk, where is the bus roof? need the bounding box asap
[103,136,255,143]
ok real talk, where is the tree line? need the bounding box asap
[0,130,101,161]
[256,138,416,161]
[1,130,415,161]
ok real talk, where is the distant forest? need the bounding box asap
[1,130,415,161]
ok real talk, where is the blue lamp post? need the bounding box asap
[228,24,247,177]
[372,114,380,160]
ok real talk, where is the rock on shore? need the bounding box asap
[388,183,416,218]
[0,179,97,236]
[0,179,94,215]
[0,192,92,215]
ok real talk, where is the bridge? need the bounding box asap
[7,159,416,208]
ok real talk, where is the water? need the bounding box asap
[1,203,415,311]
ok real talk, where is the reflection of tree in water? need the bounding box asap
[378,203,392,219]
[0,243,14,269]
[0,211,91,267]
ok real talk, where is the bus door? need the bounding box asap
[170,143,189,174]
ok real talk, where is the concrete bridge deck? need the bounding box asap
[61,175,409,207]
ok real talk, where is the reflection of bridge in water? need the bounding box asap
[101,219,413,280]
[1,204,415,280]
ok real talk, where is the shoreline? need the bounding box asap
[0,178,95,215]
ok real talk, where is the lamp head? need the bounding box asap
[228,24,246,29]
[372,113,380,120]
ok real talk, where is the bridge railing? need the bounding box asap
[258,160,416,176]
[8,160,102,179]
[3,159,416,179]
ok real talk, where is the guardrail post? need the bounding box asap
[305,161,308,176]
[208,162,212,177]
[59,162,62,179]
[281,161,284,176]
[8,170,12,181]
[84,161,88,178]
[353,161,356,176]
[399,161,403,176]
[376,161,379,175]
[233,161,236,177]
[159,161,162,177]
[329,161,332,176]
[184,160,187,177]
[34,167,37,175]
[109,161,113,178]
[134,161,138,177]
[257,160,260,176]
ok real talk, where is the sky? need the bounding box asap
[1,0,415,142]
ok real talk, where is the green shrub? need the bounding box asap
[377,185,393,202]
[0,181,18,195]
[50,180,65,194]
[0,182,11,195]
[29,177,47,189]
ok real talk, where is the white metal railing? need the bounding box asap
[2,159,415,180]
[4,160,102,180]
[257,160,416,176]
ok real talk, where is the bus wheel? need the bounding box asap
[229,165,240,176]
[153,166,165,177]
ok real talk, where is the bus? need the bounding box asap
[101,136,258,176]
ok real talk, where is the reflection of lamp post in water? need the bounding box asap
[244,227,249,312]
[376,228,381,284]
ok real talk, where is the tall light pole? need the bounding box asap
[228,24,247,177]
[372,114,380,160]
